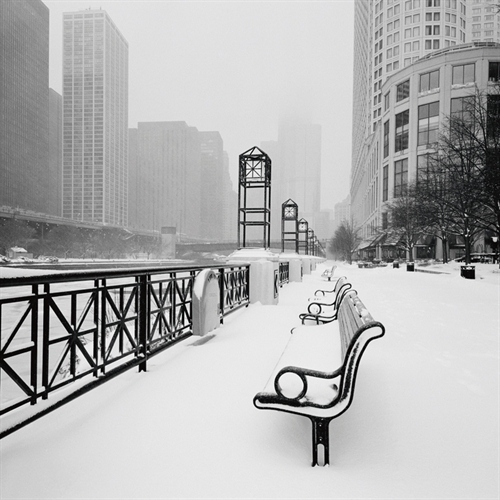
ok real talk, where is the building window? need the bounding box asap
[394,158,409,197]
[383,165,389,202]
[451,96,475,123]
[395,110,410,152]
[418,102,439,146]
[489,61,500,82]
[452,63,475,85]
[384,92,390,111]
[382,212,388,230]
[384,120,390,158]
[487,94,500,139]
[396,80,410,101]
[417,154,431,182]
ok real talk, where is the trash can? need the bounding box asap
[393,261,399,269]
[460,265,475,279]
[406,262,415,272]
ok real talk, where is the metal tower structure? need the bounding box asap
[298,218,309,255]
[281,198,299,253]
[238,146,272,249]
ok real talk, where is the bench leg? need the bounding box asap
[311,417,330,466]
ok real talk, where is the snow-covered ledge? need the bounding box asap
[192,269,220,336]
[226,248,279,305]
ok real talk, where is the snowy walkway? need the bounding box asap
[1,261,499,499]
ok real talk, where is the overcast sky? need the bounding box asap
[44,0,355,210]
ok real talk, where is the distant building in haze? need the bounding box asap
[200,131,225,241]
[0,0,52,214]
[128,122,202,238]
[62,9,129,226]
[221,151,237,242]
[333,195,351,231]
[49,89,63,216]
[261,118,326,242]
[129,122,236,242]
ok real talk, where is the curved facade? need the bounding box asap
[357,43,500,258]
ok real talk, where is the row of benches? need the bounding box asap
[253,269,386,467]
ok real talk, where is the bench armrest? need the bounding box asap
[274,365,342,405]
[299,310,339,325]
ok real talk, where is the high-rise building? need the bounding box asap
[333,195,351,231]
[62,10,129,226]
[0,0,51,214]
[467,0,500,43]
[350,0,500,250]
[221,151,237,242]
[128,122,201,238]
[262,118,323,242]
[200,132,225,241]
[49,89,63,216]
[352,0,468,178]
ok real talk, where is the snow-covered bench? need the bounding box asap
[298,276,352,325]
[321,264,337,281]
[253,291,385,466]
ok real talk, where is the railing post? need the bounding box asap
[100,279,107,375]
[138,274,148,372]
[93,279,99,377]
[219,267,225,324]
[70,293,77,377]
[30,284,38,405]
[246,265,250,304]
[42,283,50,399]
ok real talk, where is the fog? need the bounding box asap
[44,0,355,210]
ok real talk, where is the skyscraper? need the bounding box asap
[262,118,323,241]
[200,131,224,241]
[350,0,499,240]
[128,122,201,238]
[467,0,500,43]
[352,0,468,170]
[0,0,51,214]
[49,89,63,216]
[62,9,128,226]
[350,0,500,259]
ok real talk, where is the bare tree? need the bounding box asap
[385,184,429,262]
[328,220,361,264]
[422,85,499,264]
[0,219,35,255]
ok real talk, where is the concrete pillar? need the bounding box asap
[226,248,279,305]
[302,258,311,275]
[279,252,302,282]
[248,260,279,305]
[288,259,302,282]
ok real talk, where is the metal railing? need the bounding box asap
[0,264,249,433]
[279,261,290,287]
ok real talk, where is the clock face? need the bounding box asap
[284,206,297,219]
[298,221,307,232]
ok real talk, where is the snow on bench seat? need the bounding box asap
[259,321,343,408]
[254,290,385,466]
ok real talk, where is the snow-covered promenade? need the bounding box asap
[1,261,499,499]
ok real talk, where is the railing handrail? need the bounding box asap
[0,263,247,287]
